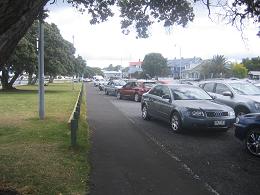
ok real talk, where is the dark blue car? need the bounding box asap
[234,113,260,157]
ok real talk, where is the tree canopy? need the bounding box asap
[142,53,169,78]
[231,63,248,78]
[0,21,87,90]
[0,0,259,67]
[104,64,122,71]
[200,55,231,78]
[242,57,260,71]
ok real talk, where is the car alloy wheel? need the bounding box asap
[134,93,140,102]
[117,92,122,99]
[246,128,260,157]
[170,113,181,133]
[142,105,150,120]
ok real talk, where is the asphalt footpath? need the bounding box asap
[86,83,213,195]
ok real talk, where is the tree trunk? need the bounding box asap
[0,0,49,66]
[49,75,54,83]
[31,74,38,85]
[0,67,14,90]
[28,73,33,85]
[9,72,21,86]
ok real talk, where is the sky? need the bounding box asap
[45,1,260,68]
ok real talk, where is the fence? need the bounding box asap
[68,83,84,147]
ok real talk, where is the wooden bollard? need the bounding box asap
[71,119,78,146]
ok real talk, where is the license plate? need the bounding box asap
[214,120,225,126]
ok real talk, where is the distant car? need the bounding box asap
[93,78,101,87]
[234,113,260,157]
[117,80,157,102]
[254,82,260,89]
[141,84,236,133]
[104,80,126,96]
[98,79,109,91]
[199,80,260,116]
[83,78,92,82]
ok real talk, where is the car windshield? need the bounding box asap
[229,83,260,95]
[170,86,212,100]
[114,80,126,86]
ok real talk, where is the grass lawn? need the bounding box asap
[0,83,89,194]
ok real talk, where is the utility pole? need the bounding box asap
[179,47,182,80]
[72,35,75,90]
[38,11,45,120]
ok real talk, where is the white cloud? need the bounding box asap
[45,2,260,68]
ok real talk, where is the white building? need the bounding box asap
[248,71,260,80]
[102,70,122,79]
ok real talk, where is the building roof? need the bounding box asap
[129,61,142,66]
[167,57,202,67]
[249,71,260,76]
[182,60,211,73]
[102,70,122,74]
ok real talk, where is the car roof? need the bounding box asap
[200,79,250,85]
[158,83,199,88]
[136,79,157,82]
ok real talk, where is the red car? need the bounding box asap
[117,80,157,102]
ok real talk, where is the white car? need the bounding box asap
[254,82,260,89]
[98,79,109,91]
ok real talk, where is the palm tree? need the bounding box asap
[210,55,228,78]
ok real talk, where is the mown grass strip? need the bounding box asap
[0,83,89,195]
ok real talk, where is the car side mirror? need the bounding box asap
[222,91,233,97]
[162,94,171,102]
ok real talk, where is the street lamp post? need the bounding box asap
[38,11,45,120]
[179,47,182,80]
[174,44,182,80]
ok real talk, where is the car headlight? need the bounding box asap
[255,102,260,110]
[190,110,205,118]
[229,111,235,117]
[235,117,240,124]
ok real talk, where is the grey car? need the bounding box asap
[104,80,126,96]
[199,80,260,116]
[141,84,235,133]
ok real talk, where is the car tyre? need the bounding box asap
[134,93,140,102]
[245,128,260,157]
[117,92,122,99]
[170,112,182,133]
[142,105,151,120]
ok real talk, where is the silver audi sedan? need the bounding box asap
[141,84,236,133]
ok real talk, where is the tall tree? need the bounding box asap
[0,32,37,90]
[74,55,87,77]
[142,53,168,78]
[1,0,259,67]
[210,55,229,77]
[0,21,86,89]
[200,56,230,79]
[242,57,260,71]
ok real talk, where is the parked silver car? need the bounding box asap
[141,84,235,133]
[104,80,126,96]
[199,79,260,116]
